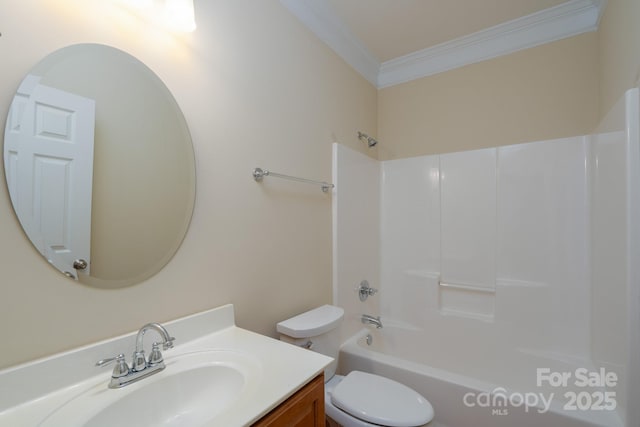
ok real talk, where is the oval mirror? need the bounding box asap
[3,44,196,289]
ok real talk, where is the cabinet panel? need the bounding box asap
[253,374,324,427]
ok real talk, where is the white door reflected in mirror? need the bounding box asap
[6,75,95,279]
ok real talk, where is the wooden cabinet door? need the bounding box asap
[253,374,325,427]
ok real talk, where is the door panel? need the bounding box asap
[7,79,95,278]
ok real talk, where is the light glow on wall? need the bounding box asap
[120,0,196,32]
[165,0,196,32]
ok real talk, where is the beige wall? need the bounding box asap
[378,33,600,159]
[598,0,640,117]
[0,0,377,369]
[3,0,637,371]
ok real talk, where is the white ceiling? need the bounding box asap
[325,0,569,62]
[280,0,605,88]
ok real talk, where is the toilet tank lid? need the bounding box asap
[277,305,344,338]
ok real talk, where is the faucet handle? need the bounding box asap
[148,342,164,367]
[357,280,378,301]
[96,354,129,378]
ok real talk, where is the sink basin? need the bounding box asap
[39,350,262,427]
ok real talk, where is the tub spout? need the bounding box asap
[362,314,383,329]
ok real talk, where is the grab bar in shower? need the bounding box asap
[253,167,335,193]
[439,281,495,294]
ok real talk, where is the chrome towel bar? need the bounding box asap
[253,167,334,193]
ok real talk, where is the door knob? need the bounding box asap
[73,259,88,270]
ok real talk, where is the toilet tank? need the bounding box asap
[277,305,344,380]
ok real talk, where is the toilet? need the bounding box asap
[277,305,434,427]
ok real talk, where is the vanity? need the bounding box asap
[0,304,331,426]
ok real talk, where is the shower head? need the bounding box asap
[357,131,379,148]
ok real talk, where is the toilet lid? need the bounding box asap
[331,371,434,427]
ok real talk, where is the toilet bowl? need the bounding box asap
[277,305,434,427]
[326,372,433,427]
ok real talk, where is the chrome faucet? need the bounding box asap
[132,323,175,371]
[361,314,383,329]
[96,322,175,389]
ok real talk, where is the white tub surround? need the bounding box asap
[0,304,332,426]
[332,88,640,427]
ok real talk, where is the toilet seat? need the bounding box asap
[328,371,434,427]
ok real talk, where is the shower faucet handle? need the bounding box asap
[357,280,378,301]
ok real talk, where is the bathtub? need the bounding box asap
[337,328,622,427]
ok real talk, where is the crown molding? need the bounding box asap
[378,0,605,88]
[281,0,605,89]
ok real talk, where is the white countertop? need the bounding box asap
[0,304,332,426]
